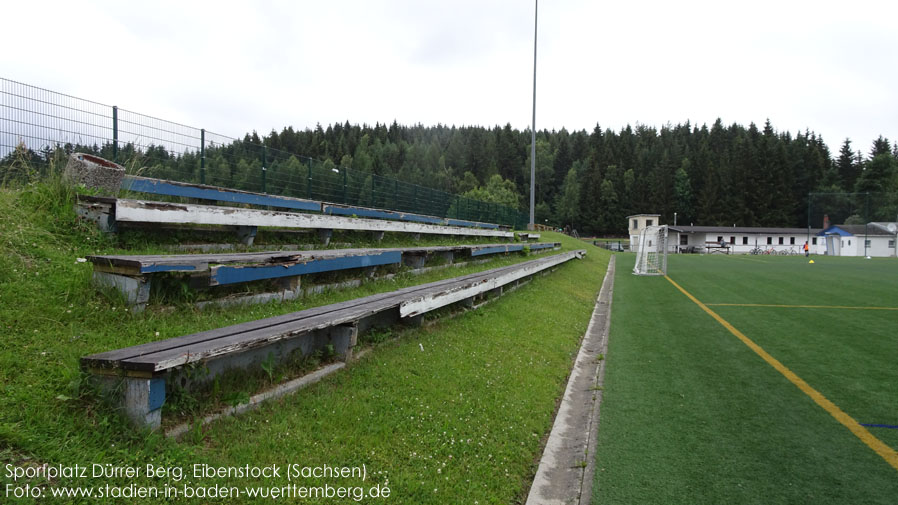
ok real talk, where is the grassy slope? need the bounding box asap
[0,181,609,504]
[593,254,898,505]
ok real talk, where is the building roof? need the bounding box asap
[818,224,895,237]
[626,213,660,218]
[671,225,820,235]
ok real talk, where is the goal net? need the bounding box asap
[633,225,669,276]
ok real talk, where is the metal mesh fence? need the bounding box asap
[1,77,528,228]
[808,192,898,228]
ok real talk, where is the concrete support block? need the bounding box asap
[329,324,358,361]
[75,200,116,232]
[412,233,421,241]
[235,225,258,246]
[403,314,424,327]
[94,375,165,430]
[372,231,385,242]
[64,153,124,194]
[93,271,151,312]
[438,251,455,264]
[318,228,333,246]
[461,296,475,309]
[278,275,301,297]
[403,254,426,269]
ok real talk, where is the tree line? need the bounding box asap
[253,119,898,234]
[4,119,896,235]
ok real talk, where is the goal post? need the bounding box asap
[633,225,669,276]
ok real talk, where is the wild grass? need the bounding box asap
[0,170,608,503]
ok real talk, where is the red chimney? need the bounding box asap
[823,214,830,229]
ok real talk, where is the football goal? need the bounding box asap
[633,225,669,276]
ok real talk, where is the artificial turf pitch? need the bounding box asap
[593,254,898,505]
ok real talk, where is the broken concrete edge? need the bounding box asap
[525,255,616,505]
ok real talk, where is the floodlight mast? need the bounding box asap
[529,0,538,230]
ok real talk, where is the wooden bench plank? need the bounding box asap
[471,244,524,256]
[82,251,583,373]
[113,199,513,238]
[210,250,401,285]
[323,204,445,225]
[87,243,561,276]
[400,250,583,317]
[123,175,322,212]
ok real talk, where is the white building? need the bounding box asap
[818,223,897,257]
[625,215,898,257]
[627,214,661,250]
[670,225,821,254]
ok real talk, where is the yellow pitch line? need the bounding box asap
[706,303,898,311]
[665,275,898,473]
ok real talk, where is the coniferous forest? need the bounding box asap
[247,119,898,234]
[4,118,897,235]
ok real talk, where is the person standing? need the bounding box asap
[804,241,809,257]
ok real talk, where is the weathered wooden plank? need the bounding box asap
[81,254,560,368]
[447,218,499,229]
[82,266,502,366]
[86,243,543,276]
[113,199,513,238]
[82,251,584,373]
[323,204,445,225]
[399,250,584,318]
[210,251,402,285]
[470,244,524,257]
[123,175,322,212]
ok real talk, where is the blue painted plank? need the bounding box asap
[447,219,499,229]
[323,205,445,225]
[529,243,555,250]
[148,378,166,412]
[211,251,402,286]
[141,264,197,273]
[123,176,321,212]
[471,245,523,257]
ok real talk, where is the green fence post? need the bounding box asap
[261,146,267,193]
[200,129,206,185]
[112,105,118,162]
[307,160,312,199]
[342,167,348,204]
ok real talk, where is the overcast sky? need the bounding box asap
[4,0,896,155]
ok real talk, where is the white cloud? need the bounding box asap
[2,0,896,150]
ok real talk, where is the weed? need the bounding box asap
[261,352,276,382]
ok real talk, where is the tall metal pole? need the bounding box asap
[529,0,538,230]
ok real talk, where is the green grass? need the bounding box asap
[0,177,609,503]
[593,254,898,504]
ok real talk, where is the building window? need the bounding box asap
[632,219,638,230]
[742,237,748,245]
[729,236,735,244]
[865,239,871,247]
[646,219,653,226]
[812,237,817,245]
[890,239,895,248]
[778,237,784,245]
[767,237,772,245]
[790,237,795,245]
[680,235,688,246]
[848,240,851,246]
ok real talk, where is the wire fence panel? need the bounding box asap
[1,77,528,228]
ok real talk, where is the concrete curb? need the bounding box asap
[525,255,616,505]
